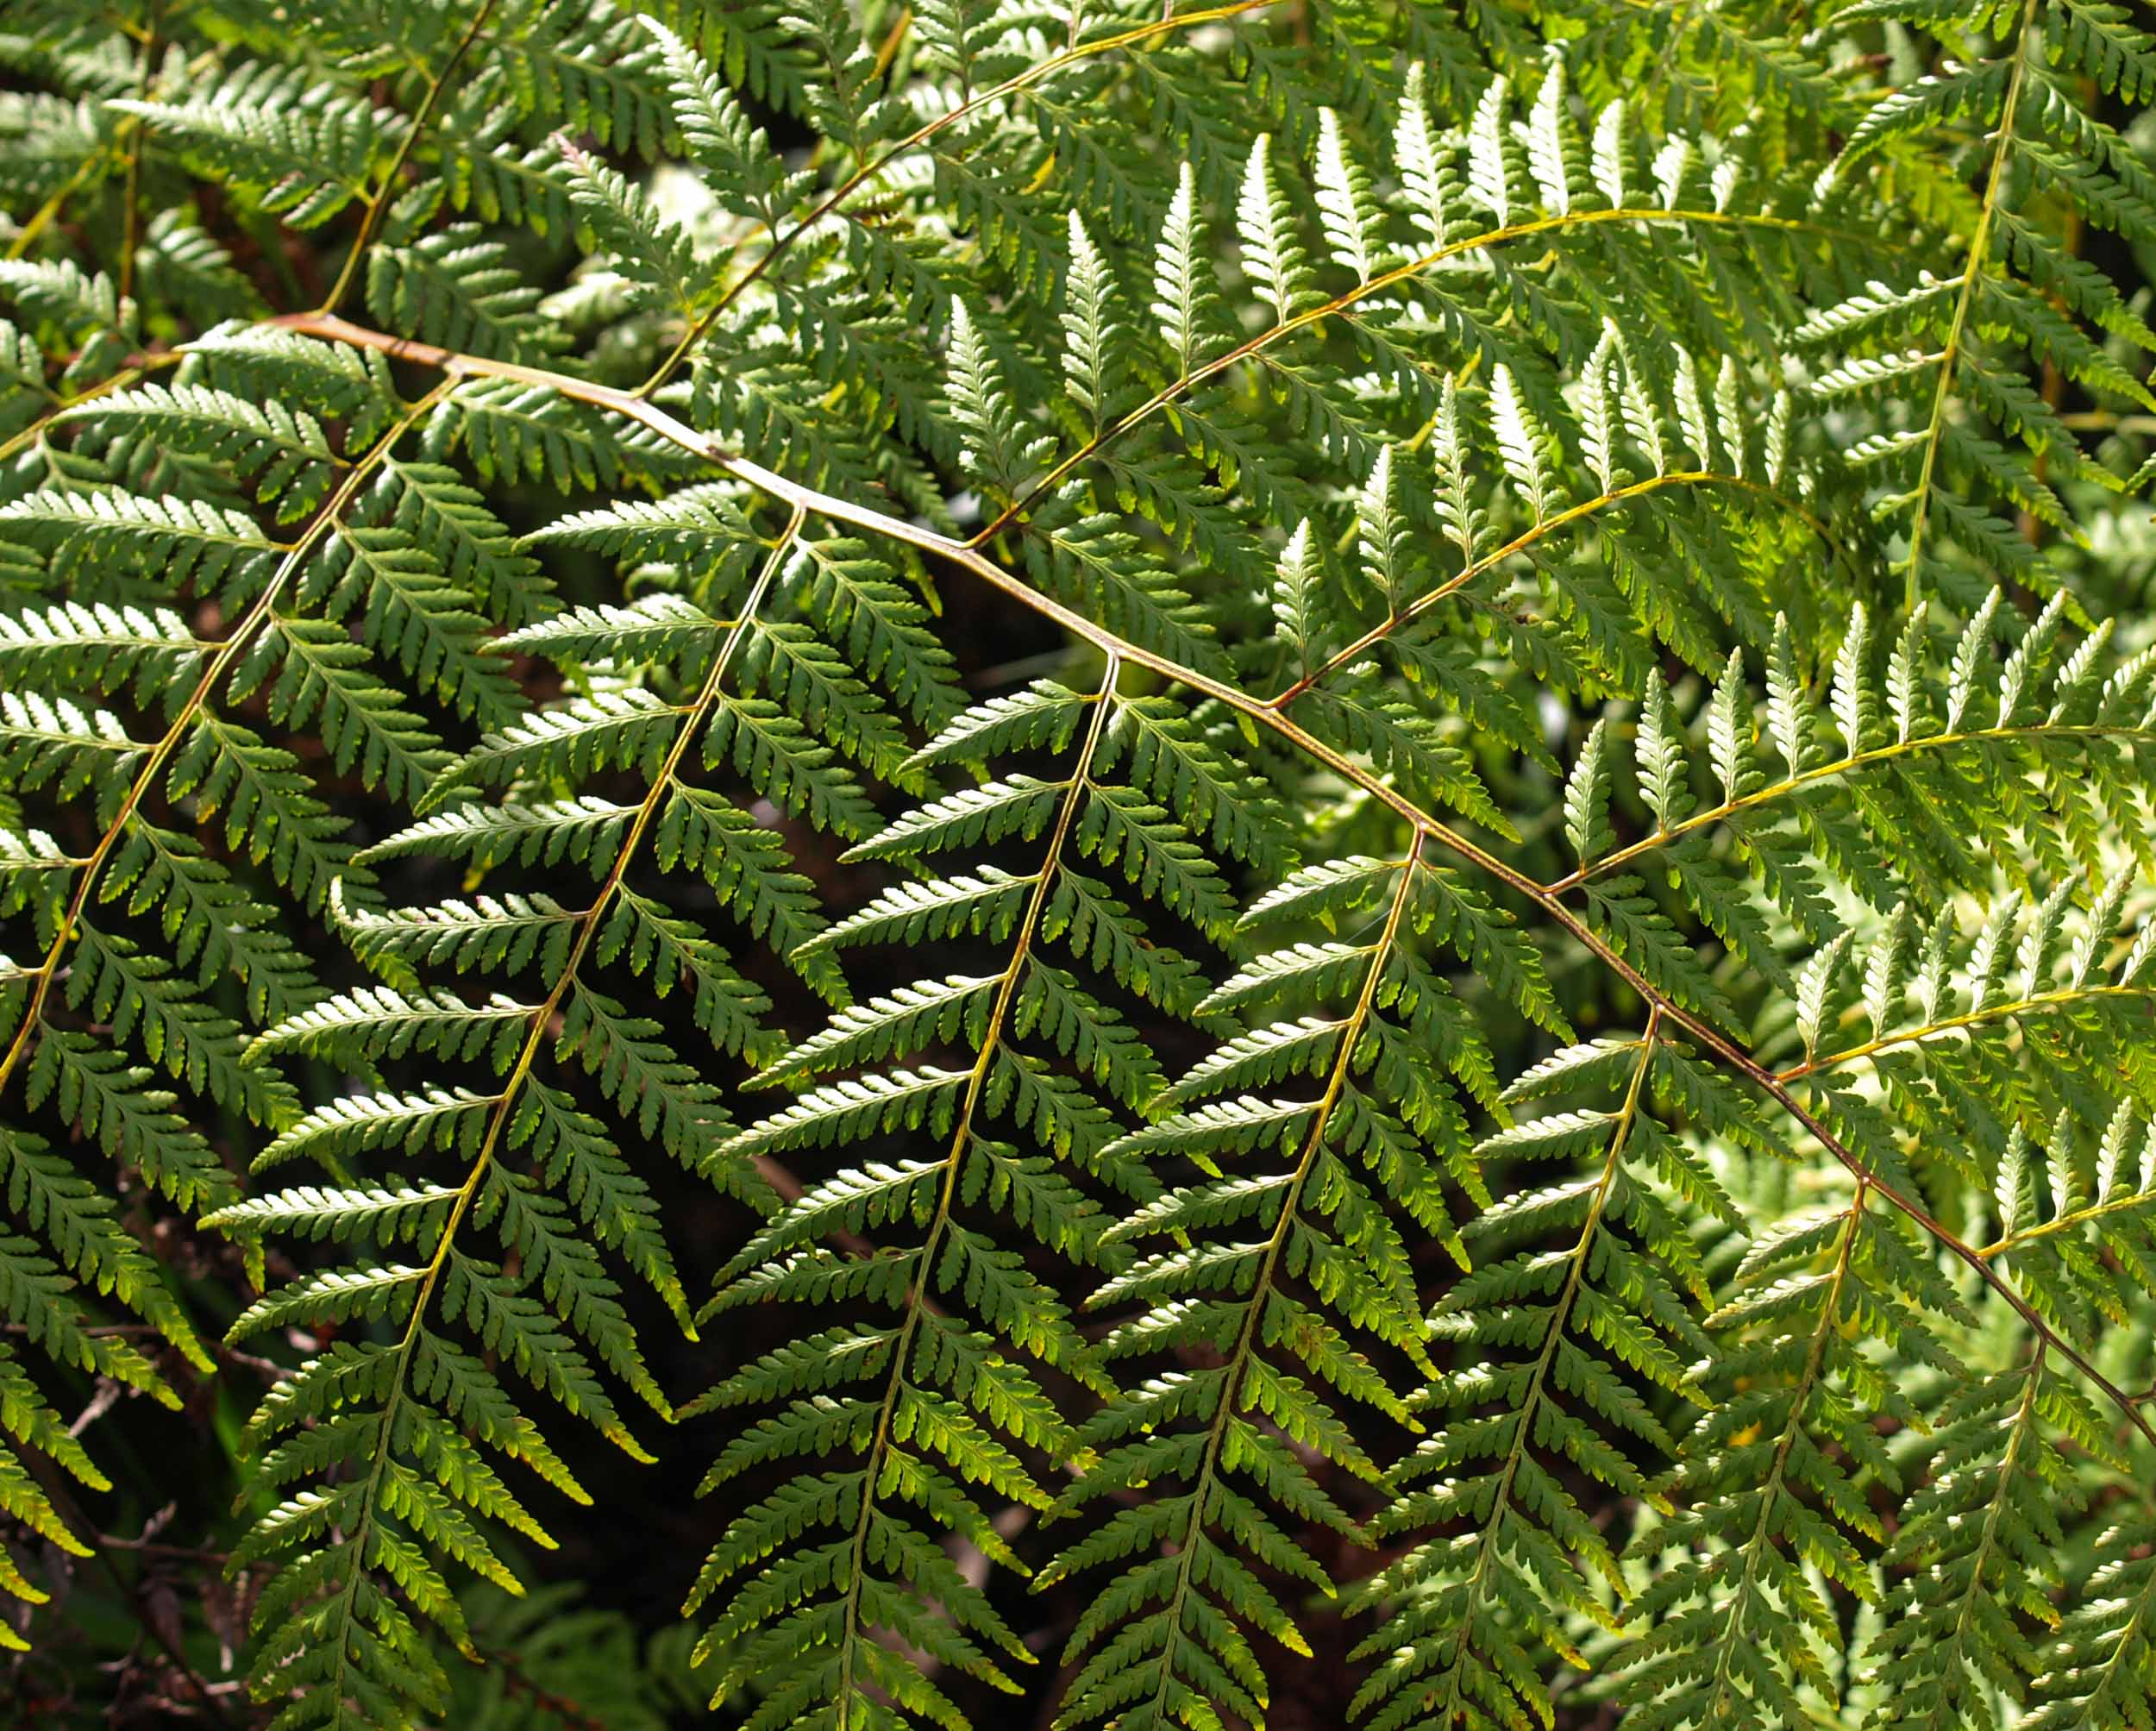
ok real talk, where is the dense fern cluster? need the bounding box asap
[2,0,2155,1725]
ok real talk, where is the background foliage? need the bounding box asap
[1,0,2155,1726]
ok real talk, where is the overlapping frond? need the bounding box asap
[5,1,2156,1726]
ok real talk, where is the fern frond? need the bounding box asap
[10,0,2156,1715]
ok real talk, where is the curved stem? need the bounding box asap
[1270,470,1827,708]
[0,348,191,469]
[115,4,160,306]
[1982,1193,2154,1262]
[1782,982,2155,1083]
[1421,1013,1658,1724]
[267,311,2156,1454]
[1928,1346,2047,1681]
[314,0,502,319]
[975,205,1866,549]
[5,141,123,262]
[0,379,449,1106]
[1697,1185,1865,1716]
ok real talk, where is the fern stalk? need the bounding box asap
[1132,836,1420,1727]
[1783,981,2156,1083]
[637,0,1289,398]
[112,3,157,306]
[0,377,449,1102]
[0,348,185,466]
[273,308,2156,1458]
[314,0,504,318]
[1903,0,2040,608]
[1696,1187,1868,1721]
[1367,1012,1662,1725]
[1915,1346,2051,1703]
[310,505,803,1722]
[1270,469,1829,708]
[833,655,1118,1715]
[977,204,1890,549]
[1547,723,2156,894]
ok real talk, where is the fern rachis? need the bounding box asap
[3,1,2156,1728]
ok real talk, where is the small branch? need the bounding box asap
[0,349,187,468]
[114,2,162,305]
[1781,982,2156,1083]
[314,0,502,318]
[976,205,1883,550]
[310,506,806,1714]
[0,379,451,1107]
[1543,723,2156,895]
[1902,0,2040,608]
[1269,470,1831,707]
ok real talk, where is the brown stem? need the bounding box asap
[265,310,2156,1452]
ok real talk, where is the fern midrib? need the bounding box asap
[638,0,1288,397]
[272,311,2156,1457]
[1697,1184,1865,1722]
[318,505,805,1727]
[0,377,449,1111]
[831,654,1118,1709]
[1927,1349,2046,1708]
[7,141,127,267]
[1269,469,1824,708]
[0,722,138,756]
[316,0,505,323]
[975,203,1887,550]
[1420,1014,1656,1722]
[112,1,157,304]
[1542,718,2155,895]
[0,350,189,468]
[2063,1516,2156,1715]
[1133,838,1420,1730]
[1783,980,2156,1084]
[1902,0,2040,608]
[1981,1188,2153,1259]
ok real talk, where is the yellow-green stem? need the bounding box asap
[637,0,1286,398]
[0,378,450,1106]
[267,310,2156,1453]
[1424,1013,1658,1725]
[830,654,1119,1709]
[1902,0,2040,609]
[318,504,805,1726]
[1135,837,1422,1728]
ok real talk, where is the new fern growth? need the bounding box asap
[3,0,2156,1728]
